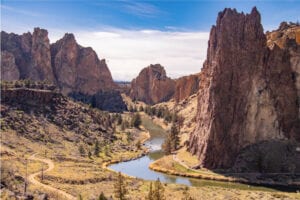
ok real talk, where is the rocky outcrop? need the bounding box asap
[1,28,124,111]
[188,7,300,171]
[174,73,200,102]
[50,33,115,95]
[1,51,20,81]
[1,28,54,82]
[130,64,175,104]
[1,28,115,95]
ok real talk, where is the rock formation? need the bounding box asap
[1,51,20,81]
[1,28,126,112]
[50,33,115,95]
[174,73,200,102]
[1,28,115,95]
[188,7,300,171]
[130,64,175,104]
[1,28,54,82]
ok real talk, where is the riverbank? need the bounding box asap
[102,126,151,178]
[149,152,300,192]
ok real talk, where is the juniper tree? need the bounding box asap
[153,178,165,200]
[131,113,142,128]
[78,144,86,156]
[170,123,180,151]
[147,182,154,200]
[114,172,128,200]
[94,140,100,157]
[99,192,108,200]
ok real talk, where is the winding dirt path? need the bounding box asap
[28,153,76,200]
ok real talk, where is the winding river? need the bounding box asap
[109,116,287,192]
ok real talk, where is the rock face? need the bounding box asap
[1,28,54,82]
[130,64,175,104]
[50,33,115,95]
[1,28,124,112]
[1,28,115,95]
[1,51,20,81]
[174,73,200,102]
[188,7,300,170]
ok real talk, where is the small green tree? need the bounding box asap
[147,182,154,200]
[162,134,172,155]
[136,140,142,150]
[88,151,92,159]
[99,192,107,200]
[131,113,142,128]
[117,114,123,125]
[114,172,128,200]
[94,140,101,157]
[78,144,86,156]
[170,123,180,151]
[139,105,144,112]
[153,178,165,200]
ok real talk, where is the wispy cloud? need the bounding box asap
[1,5,41,17]
[122,1,164,18]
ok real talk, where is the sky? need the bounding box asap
[1,0,300,81]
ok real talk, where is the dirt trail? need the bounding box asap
[28,153,76,200]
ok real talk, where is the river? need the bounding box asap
[109,115,287,192]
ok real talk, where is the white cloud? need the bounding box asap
[51,28,209,81]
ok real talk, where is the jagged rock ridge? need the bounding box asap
[1,28,115,95]
[1,28,128,112]
[188,7,300,171]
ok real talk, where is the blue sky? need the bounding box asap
[1,0,300,81]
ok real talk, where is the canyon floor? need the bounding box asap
[1,103,299,200]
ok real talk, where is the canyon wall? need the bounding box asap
[188,7,300,170]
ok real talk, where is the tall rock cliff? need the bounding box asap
[174,73,200,103]
[1,28,115,95]
[130,64,175,104]
[188,7,300,170]
[50,33,115,95]
[1,28,55,82]
[1,28,125,112]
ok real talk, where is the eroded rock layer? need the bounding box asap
[188,7,300,170]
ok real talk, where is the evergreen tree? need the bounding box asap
[94,140,101,157]
[162,134,172,155]
[170,123,180,151]
[147,182,154,200]
[131,113,142,128]
[139,105,144,112]
[117,114,123,125]
[153,178,165,200]
[88,151,92,159]
[78,144,86,156]
[114,172,128,200]
[136,140,142,150]
[99,192,107,200]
